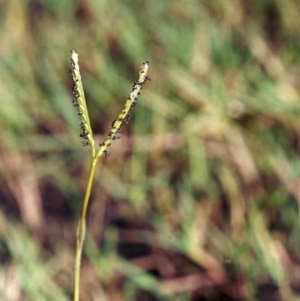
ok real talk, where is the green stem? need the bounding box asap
[73,156,98,301]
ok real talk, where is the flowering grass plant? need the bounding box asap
[69,50,150,301]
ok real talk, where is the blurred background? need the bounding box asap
[1,0,300,300]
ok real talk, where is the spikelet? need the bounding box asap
[96,61,150,159]
[69,50,95,149]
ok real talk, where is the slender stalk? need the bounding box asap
[73,157,98,301]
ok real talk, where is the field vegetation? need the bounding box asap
[1,1,300,300]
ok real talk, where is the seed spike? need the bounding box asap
[69,50,95,151]
[96,61,150,158]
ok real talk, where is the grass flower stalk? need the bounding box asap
[69,50,150,301]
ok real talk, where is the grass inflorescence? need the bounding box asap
[97,61,150,158]
[69,50,150,301]
[69,50,94,148]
